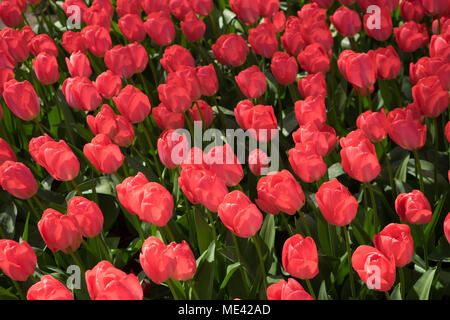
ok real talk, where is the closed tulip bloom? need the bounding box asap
[412,76,449,118]
[373,223,414,267]
[114,85,151,123]
[234,100,278,142]
[289,142,327,183]
[0,68,14,96]
[144,11,175,46]
[445,212,450,244]
[38,209,82,254]
[87,105,135,147]
[140,182,174,226]
[168,241,197,281]
[84,5,112,30]
[0,1,22,27]
[421,0,450,15]
[27,275,74,300]
[212,34,249,67]
[140,0,170,14]
[369,46,401,80]
[311,0,334,7]
[160,45,195,73]
[204,144,244,187]
[218,191,263,238]
[267,278,314,300]
[248,149,270,176]
[294,96,327,129]
[282,234,319,279]
[400,0,425,22]
[84,134,124,174]
[330,7,361,37]
[117,172,149,216]
[316,178,359,226]
[281,17,305,56]
[248,22,278,59]
[167,67,202,101]
[81,25,112,57]
[0,28,30,63]
[387,107,427,150]
[339,51,377,89]
[157,129,189,169]
[230,0,260,25]
[94,70,122,99]
[118,14,146,43]
[259,0,279,17]
[63,0,88,19]
[67,196,104,238]
[271,52,298,86]
[364,7,392,41]
[292,123,338,156]
[255,170,305,215]
[0,240,36,281]
[190,100,214,127]
[62,31,87,54]
[356,109,388,143]
[395,22,429,53]
[86,260,143,300]
[20,26,35,44]
[235,66,267,99]
[65,51,92,78]
[157,83,192,114]
[0,161,38,199]
[297,43,330,74]
[169,0,193,20]
[117,0,140,17]
[0,137,16,165]
[3,80,40,121]
[429,34,450,61]
[152,103,185,130]
[31,52,59,85]
[410,57,449,90]
[62,77,102,112]
[140,237,176,284]
[195,64,218,96]
[190,0,212,16]
[269,10,286,33]
[395,190,432,224]
[446,121,450,143]
[105,44,148,79]
[352,245,396,291]
[181,12,206,43]
[298,73,327,98]
[28,34,58,57]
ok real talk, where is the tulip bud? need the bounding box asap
[420,0,450,16]
[28,34,58,57]
[0,240,36,281]
[0,161,38,199]
[62,77,102,112]
[190,100,214,128]
[20,26,35,44]
[67,196,104,238]
[444,212,450,244]
[160,44,195,73]
[86,260,143,300]
[445,121,450,143]
[195,64,218,97]
[168,241,197,281]
[118,14,146,43]
[338,51,377,89]
[116,172,149,216]
[27,275,74,300]
[0,137,16,165]
[230,0,260,25]
[84,134,124,174]
[248,22,278,59]
[429,34,450,61]
[66,51,92,78]
[0,2,22,27]
[212,34,249,67]
[191,0,212,16]
[356,109,388,143]
[144,11,175,46]
[94,71,122,99]
[369,46,401,80]
[81,25,112,57]
[0,68,14,96]
[140,0,170,14]
[157,129,189,169]
[140,237,176,284]
[31,52,59,85]
[157,83,192,114]
[169,0,193,20]
[412,76,449,118]
[267,278,314,300]
[167,67,202,101]
[373,223,414,267]
[295,96,327,129]
[297,43,330,74]
[181,12,206,43]
[235,65,267,99]
[255,170,305,215]
[271,52,298,86]
[62,31,88,54]
[117,0,140,17]
[282,234,319,279]
[363,7,392,42]
[140,182,174,226]
[292,123,338,156]
[105,44,148,79]
[395,21,429,53]
[289,142,327,183]
[395,190,433,224]
[234,100,278,142]
[248,149,270,176]
[152,103,185,130]
[281,17,305,56]
[114,85,151,123]
[3,80,40,121]
[218,190,263,238]
[330,7,361,37]
[204,144,244,187]
[387,107,427,150]
[400,0,425,22]
[1,28,30,63]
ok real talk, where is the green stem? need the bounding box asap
[365,182,380,232]
[280,214,294,236]
[305,279,316,300]
[32,119,46,135]
[96,234,111,262]
[30,274,39,284]
[113,171,123,183]
[141,122,163,177]
[343,225,356,299]
[131,214,146,243]
[297,210,312,237]
[412,149,424,193]
[188,279,200,300]
[50,85,75,145]
[252,235,268,290]
[385,291,391,300]
[11,279,24,299]
[433,118,438,196]
[71,179,82,196]
[26,198,41,220]
[398,267,406,299]
[167,278,180,300]
[231,232,249,292]
[164,224,176,242]
[67,248,86,276]
[380,141,395,195]
[205,209,218,248]
[33,196,45,212]
[420,225,429,269]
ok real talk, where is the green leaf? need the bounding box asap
[391,284,403,300]
[406,268,436,300]
[219,262,241,291]
[0,287,19,300]
[195,241,216,300]
[194,208,213,254]
[395,153,410,182]
[424,193,446,239]
[260,215,275,253]
[0,201,17,238]
[318,280,329,300]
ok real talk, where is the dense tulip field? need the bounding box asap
[0,0,449,301]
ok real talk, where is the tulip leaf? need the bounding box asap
[260,215,275,253]
[406,268,437,300]
[318,280,329,300]
[395,153,410,182]
[391,284,403,300]
[0,286,19,300]
[195,241,216,300]
[424,193,446,239]
[219,262,241,291]
[194,208,214,254]
[0,200,17,239]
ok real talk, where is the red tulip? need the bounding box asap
[168,241,197,281]
[338,50,377,89]
[212,33,249,67]
[83,134,124,174]
[294,96,327,129]
[420,0,450,16]
[248,22,278,59]
[363,7,393,42]
[282,234,319,279]
[297,43,330,74]
[27,275,74,300]
[395,190,433,224]
[356,109,388,143]
[255,170,305,215]
[0,27,29,63]
[62,31,87,54]
[0,161,38,199]
[445,121,450,143]
[105,44,148,79]
[298,72,327,98]
[114,85,151,123]
[94,70,122,99]
[271,51,298,86]
[191,0,212,16]
[259,0,279,17]
[190,100,214,127]
[293,123,337,157]
[235,65,267,99]
[157,83,192,113]
[3,79,40,121]
[281,17,305,56]
[20,26,35,44]
[195,64,218,97]
[373,223,414,267]
[204,144,244,187]
[330,7,361,37]
[62,76,102,112]
[167,67,201,101]
[140,236,176,284]
[387,107,427,150]
[181,11,206,43]
[28,34,58,57]
[33,52,59,85]
[144,11,175,46]
[0,137,16,165]
[444,212,450,244]
[400,0,425,22]
[230,0,260,25]
[289,142,327,183]
[410,57,450,91]
[248,149,270,176]
[0,1,22,27]
[429,34,450,61]
[369,46,401,80]
[267,278,314,300]
[152,103,185,130]
[67,196,104,238]
[234,100,278,142]
[160,44,195,73]
[169,0,193,20]
[311,0,334,7]
[157,129,189,169]
[81,25,112,57]
[118,14,146,43]
[0,240,36,281]
[117,0,140,17]
[65,51,92,78]
[269,10,286,33]
[116,172,149,216]
[395,21,429,52]
[140,0,170,14]
[38,208,82,254]
[86,260,143,300]
[0,68,14,96]
[412,76,449,118]
[140,182,174,226]
[352,245,396,292]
